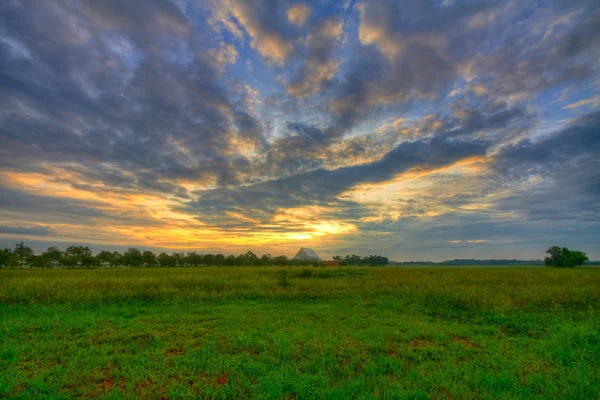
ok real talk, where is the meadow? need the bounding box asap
[1,266,599,399]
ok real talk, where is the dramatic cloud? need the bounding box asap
[0,0,598,259]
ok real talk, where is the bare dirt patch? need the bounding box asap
[451,336,482,349]
[410,338,440,349]
[165,347,184,356]
[216,373,229,386]
[97,377,115,393]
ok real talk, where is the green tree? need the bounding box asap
[61,257,79,268]
[112,252,123,267]
[63,245,92,268]
[0,249,18,269]
[274,255,288,265]
[158,252,175,267]
[260,253,273,266]
[80,255,100,268]
[241,251,259,266]
[65,245,92,258]
[14,242,34,269]
[172,252,185,266]
[214,254,225,266]
[545,246,588,268]
[29,254,50,269]
[96,251,114,267]
[225,254,236,266]
[122,248,143,267]
[562,248,589,268]
[142,250,157,267]
[43,247,63,268]
[186,252,203,266]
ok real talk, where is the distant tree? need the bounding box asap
[544,246,563,267]
[203,254,214,266]
[186,252,203,266]
[65,245,92,258]
[29,254,49,269]
[0,249,7,269]
[562,248,589,268]
[14,242,34,269]
[241,251,259,266]
[0,248,18,269]
[62,245,92,268]
[83,255,101,268]
[112,252,123,267]
[122,248,143,267]
[142,250,157,267]
[274,255,288,265]
[96,251,115,267]
[172,252,185,267]
[545,246,588,268]
[225,254,236,266]
[157,252,175,267]
[214,254,225,266]
[260,254,273,266]
[43,247,63,268]
[61,256,79,268]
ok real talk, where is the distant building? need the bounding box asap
[293,247,321,261]
[324,260,341,267]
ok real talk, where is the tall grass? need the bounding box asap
[1,267,598,310]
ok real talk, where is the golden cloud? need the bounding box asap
[287,4,311,27]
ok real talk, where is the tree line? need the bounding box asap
[0,242,389,269]
[331,254,389,266]
[0,243,309,269]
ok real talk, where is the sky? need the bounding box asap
[0,0,599,261]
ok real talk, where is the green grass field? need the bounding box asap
[1,267,599,399]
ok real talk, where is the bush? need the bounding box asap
[297,269,314,279]
[277,270,291,288]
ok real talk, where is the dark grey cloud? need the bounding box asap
[0,0,264,194]
[329,0,599,129]
[0,187,108,220]
[183,135,489,224]
[493,111,600,220]
[0,225,55,236]
[287,17,344,97]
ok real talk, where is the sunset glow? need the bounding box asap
[1,0,598,260]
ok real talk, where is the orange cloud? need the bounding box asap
[287,4,311,27]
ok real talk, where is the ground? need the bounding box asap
[1,267,599,399]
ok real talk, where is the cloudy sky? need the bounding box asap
[1,0,599,260]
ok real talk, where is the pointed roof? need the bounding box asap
[293,247,321,261]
